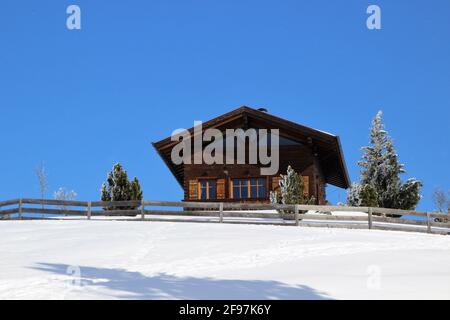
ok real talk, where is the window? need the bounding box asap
[199,179,216,200]
[233,179,248,199]
[233,178,266,199]
[250,178,266,198]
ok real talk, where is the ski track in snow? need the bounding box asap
[126,228,450,277]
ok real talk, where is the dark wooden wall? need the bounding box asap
[182,143,327,204]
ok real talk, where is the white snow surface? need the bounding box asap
[0,220,449,300]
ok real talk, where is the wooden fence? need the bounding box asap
[0,198,449,235]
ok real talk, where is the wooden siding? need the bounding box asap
[183,143,325,203]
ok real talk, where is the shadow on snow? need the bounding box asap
[32,262,330,300]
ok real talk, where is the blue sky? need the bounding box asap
[0,0,449,211]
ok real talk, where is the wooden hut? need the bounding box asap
[153,106,349,204]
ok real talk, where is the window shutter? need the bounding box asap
[216,179,225,200]
[302,176,310,196]
[188,179,199,200]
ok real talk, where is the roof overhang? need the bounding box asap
[152,106,351,189]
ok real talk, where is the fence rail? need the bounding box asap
[0,198,449,235]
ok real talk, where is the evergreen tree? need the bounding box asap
[397,179,422,210]
[269,189,280,205]
[270,166,315,211]
[130,177,143,202]
[356,183,378,207]
[347,183,363,206]
[348,111,422,210]
[101,183,110,201]
[348,183,378,207]
[101,163,143,210]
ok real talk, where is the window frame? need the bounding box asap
[198,178,217,200]
[231,177,268,200]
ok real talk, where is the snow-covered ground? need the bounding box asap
[0,220,449,300]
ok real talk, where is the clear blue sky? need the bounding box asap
[1,0,449,211]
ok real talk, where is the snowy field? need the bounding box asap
[0,220,449,300]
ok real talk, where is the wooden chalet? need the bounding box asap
[152,106,350,205]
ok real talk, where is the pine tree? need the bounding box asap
[270,166,315,213]
[269,189,280,204]
[397,179,422,210]
[347,183,378,207]
[360,184,378,207]
[101,183,111,201]
[130,177,143,202]
[347,183,363,206]
[101,163,143,210]
[348,111,422,210]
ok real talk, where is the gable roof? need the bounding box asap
[152,106,350,189]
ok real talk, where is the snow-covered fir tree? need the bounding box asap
[270,165,315,207]
[348,111,422,210]
[347,183,377,207]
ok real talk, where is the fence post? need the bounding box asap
[18,198,23,220]
[87,201,91,220]
[219,202,224,223]
[368,207,373,230]
[427,212,431,233]
[294,205,299,226]
[141,200,145,221]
